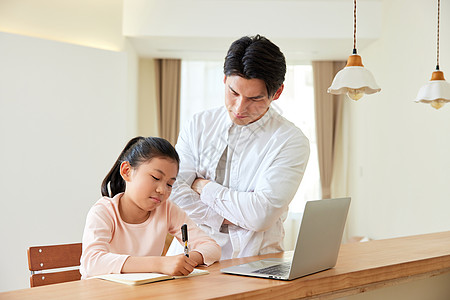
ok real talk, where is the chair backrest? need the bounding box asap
[162,233,174,256]
[27,243,82,287]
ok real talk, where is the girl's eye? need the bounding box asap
[151,175,160,181]
[167,183,173,188]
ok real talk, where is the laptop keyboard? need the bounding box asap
[252,263,291,276]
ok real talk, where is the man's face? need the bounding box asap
[224,75,283,125]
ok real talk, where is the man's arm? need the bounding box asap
[196,136,310,232]
[192,178,234,226]
[171,119,225,231]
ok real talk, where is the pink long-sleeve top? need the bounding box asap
[80,193,221,278]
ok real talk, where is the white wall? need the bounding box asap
[0,0,139,292]
[0,32,133,292]
[0,0,140,138]
[345,0,450,240]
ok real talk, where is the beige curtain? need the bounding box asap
[330,92,350,200]
[154,59,182,254]
[155,59,181,146]
[312,61,345,199]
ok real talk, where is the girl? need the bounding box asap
[80,137,221,278]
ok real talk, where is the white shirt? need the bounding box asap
[172,106,310,259]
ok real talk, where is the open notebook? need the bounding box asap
[94,268,209,285]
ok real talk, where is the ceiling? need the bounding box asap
[123,0,382,62]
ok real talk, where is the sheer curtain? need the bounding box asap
[179,61,224,128]
[179,61,320,250]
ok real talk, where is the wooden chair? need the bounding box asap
[27,243,82,287]
[162,234,174,256]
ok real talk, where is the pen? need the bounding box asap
[181,224,189,257]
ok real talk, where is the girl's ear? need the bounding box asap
[120,161,132,182]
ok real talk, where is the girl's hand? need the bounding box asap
[160,254,197,276]
[121,251,204,276]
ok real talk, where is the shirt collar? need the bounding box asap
[225,106,274,131]
[247,106,273,130]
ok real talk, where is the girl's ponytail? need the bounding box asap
[101,137,144,197]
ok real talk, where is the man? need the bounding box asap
[170,34,310,259]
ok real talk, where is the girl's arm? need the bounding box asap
[121,251,203,276]
[168,201,221,265]
[81,204,130,278]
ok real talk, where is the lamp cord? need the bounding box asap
[436,0,440,70]
[353,0,357,54]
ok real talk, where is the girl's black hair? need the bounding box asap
[101,136,180,198]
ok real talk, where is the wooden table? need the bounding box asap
[2,231,450,299]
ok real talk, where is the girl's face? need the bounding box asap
[121,157,178,214]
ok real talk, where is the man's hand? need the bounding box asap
[192,178,210,194]
[192,178,236,226]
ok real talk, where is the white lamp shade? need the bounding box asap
[414,80,450,103]
[328,66,381,95]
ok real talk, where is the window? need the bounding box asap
[180,61,224,128]
[180,61,321,213]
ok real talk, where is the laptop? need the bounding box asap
[220,197,351,280]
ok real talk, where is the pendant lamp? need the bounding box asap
[328,0,381,101]
[414,0,450,109]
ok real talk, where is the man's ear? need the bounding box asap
[272,84,284,100]
[120,161,132,182]
[223,75,227,84]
